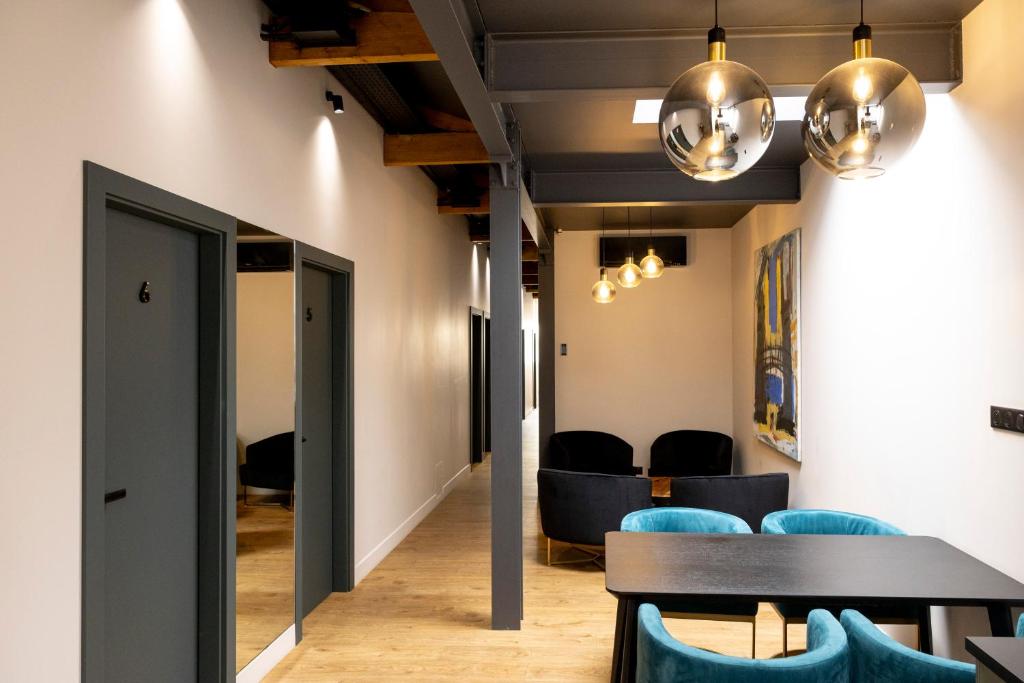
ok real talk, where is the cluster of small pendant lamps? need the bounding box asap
[595,0,926,302]
[592,209,664,304]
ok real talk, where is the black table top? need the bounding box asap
[605,533,1024,606]
[966,637,1024,683]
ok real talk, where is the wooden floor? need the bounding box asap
[237,500,295,672]
[266,413,805,681]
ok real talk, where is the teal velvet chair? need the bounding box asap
[761,508,917,655]
[621,508,759,657]
[761,509,906,536]
[637,604,849,683]
[841,609,974,682]
[1018,613,1024,638]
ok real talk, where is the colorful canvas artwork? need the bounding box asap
[753,229,801,461]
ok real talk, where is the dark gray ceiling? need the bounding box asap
[540,205,754,231]
[465,0,983,230]
[472,0,984,32]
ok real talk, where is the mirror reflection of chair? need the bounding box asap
[648,430,733,477]
[239,431,295,508]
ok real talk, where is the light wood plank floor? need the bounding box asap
[237,501,295,671]
[265,413,805,681]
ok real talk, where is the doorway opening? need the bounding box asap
[470,308,487,466]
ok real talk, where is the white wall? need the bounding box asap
[730,0,1024,659]
[0,0,488,679]
[523,289,538,413]
[555,230,733,469]
[237,271,295,447]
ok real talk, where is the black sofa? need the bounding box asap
[239,431,295,505]
[547,431,642,476]
[669,472,789,533]
[648,430,733,477]
[537,468,652,566]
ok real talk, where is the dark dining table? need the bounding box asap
[605,532,1024,683]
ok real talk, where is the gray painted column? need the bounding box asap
[538,235,556,467]
[489,127,524,630]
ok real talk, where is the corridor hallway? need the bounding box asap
[266,413,798,681]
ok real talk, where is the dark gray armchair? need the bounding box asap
[239,431,294,506]
[649,430,733,477]
[669,472,789,533]
[547,431,642,476]
[537,468,652,566]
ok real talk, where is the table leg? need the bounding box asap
[917,605,933,654]
[621,598,639,683]
[988,604,1013,637]
[610,598,627,683]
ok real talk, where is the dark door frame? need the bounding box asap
[469,307,486,465]
[293,242,355,642]
[82,162,236,682]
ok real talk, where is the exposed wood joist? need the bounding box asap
[485,23,963,101]
[418,106,476,133]
[269,9,438,67]
[531,168,800,207]
[438,191,489,215]
[383,132,489,166]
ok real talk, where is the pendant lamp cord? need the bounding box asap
[714,0,719,27]
[860,0,864,25]
[626,207,632,259]
[649,207,654,248]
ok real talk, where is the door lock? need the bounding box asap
[138,281,151,303]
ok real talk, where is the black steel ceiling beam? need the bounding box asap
[530,167,800,207]
[486,23,962,102]
[408,0,513,163]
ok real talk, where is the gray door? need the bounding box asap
[104,208,200,681]
[301,264,333,617]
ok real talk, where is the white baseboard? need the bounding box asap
[442,463,470,497]
[354,463,471,584]
[236,624,295,683]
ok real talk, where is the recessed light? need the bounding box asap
[632,96,806,124]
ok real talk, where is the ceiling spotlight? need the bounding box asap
[325,90,345,114]
[658,0,776,182]
[802,0,926,179]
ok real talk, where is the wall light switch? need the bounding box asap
[991,406,1024,435]
[560,343,567,356]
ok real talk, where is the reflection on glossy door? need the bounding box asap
[235,236,296,672]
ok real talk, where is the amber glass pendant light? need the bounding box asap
[639,207,665,279]
[592,209,617,303]
[616,209,643,288]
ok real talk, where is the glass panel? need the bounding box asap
[235,227,296,672]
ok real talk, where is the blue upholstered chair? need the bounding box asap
[841,609,974,682]
[761,509,906,536]
[761,508,916,655]
[621,508,759,657]
[637,604,849,683]
[1018,614,1024,638]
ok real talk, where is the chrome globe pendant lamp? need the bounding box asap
[591,209,617,304]
[802,0,926,179]
[658,0,776,182]
[639,207,664,279]
[616,209,643,288]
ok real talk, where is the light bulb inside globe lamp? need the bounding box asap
[639,248,665,279]
[617,256,643,288]
[591,268,617,303]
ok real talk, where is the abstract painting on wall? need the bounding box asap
[753,229,801,461]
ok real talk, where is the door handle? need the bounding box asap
[104,488,127,504]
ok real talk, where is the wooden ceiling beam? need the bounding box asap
[269,11,438,67]
[438,192,489,215]
[384,132,489,166]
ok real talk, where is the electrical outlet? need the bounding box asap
[560,343,567,356]
[990,406,1024,435]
